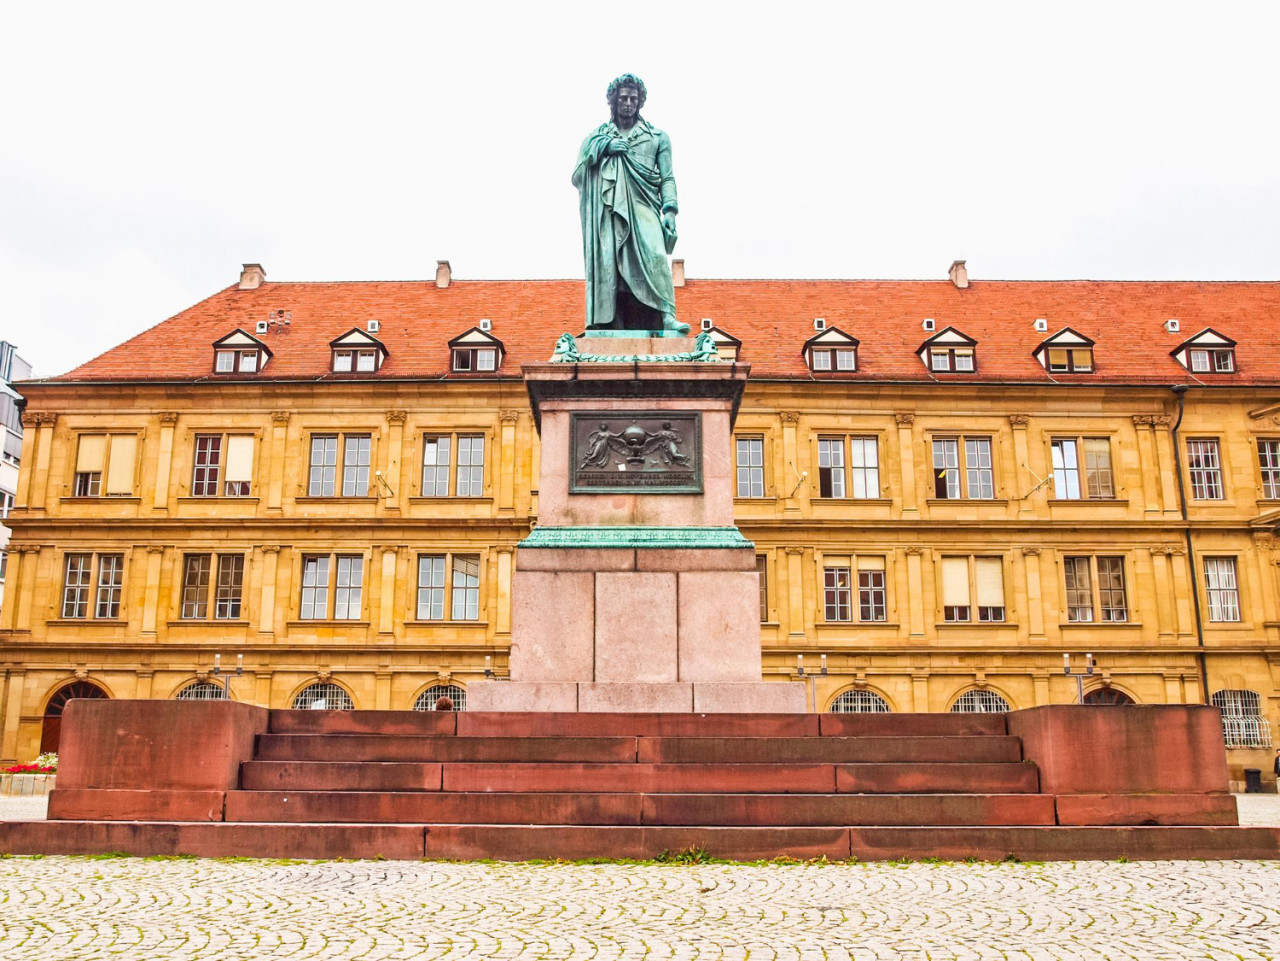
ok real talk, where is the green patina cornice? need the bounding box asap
[519,526,753,549]
[550,332,720,364]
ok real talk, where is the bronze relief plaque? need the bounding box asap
[570,412,702,493]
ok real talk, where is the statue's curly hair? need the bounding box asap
[606,73,647,109]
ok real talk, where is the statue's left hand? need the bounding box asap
[662,211,677,234]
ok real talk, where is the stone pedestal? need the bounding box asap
[470,335,804,713]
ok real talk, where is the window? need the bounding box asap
[817,435,880,499]
[215,348,262,373]
[1258,440,1280,499]
[856,556,886,622]
[823,558,852,622]
[809,347,856,371]
[940,556,1005,623]
[1051,438,1114,499]
[292,682,354,711]
[756,555,768,622]
[736,437,764,497]
[1211,689,1271,748]
[416,553,482,621]
[1084,688,1135,706]
[823,556,885,623]
[1046,347,1093,372]
[420,433,485,497]
[928,347,975,372]
[180,554,244,620]
[414,684,468,711]
[61,552,124,619]
[308,434,372,497]
[333,348,380,373]
[0,489,13,518]
[1063,555,1127,622]
[830,690,891,713]
[299,554,363,620]
[191,434,255,497]
[1204,558,1240,622]
[1187,439,1224,499]
[932,437,993,499]
[176,681,227,701]
[73,433,137,497]
[951,690,1012,713]
[452,347,498,371]
[1189,348,1235,373]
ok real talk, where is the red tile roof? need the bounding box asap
[43,278,1280,386]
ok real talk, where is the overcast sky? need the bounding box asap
[2,1,1278,378]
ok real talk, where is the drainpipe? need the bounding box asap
[1169,384,1210,704]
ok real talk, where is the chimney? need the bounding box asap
[238,263,266,290]
[671,258,686,287]
[948,260,969,289]
[435,260,452,288]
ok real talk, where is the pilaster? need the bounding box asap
[383,410,405,511]
[784,547,805,639]
[498,410,520,512]
[1008,414,1033,515]
[905,547,925,638]
[495,546,514,636]
[258,546,281,635]
[267,412,290,511]
[1021,547,1045,640]
[895,413,917,516]
[377,546,399,638]
[153,411,178,511]
[141,545,165,635]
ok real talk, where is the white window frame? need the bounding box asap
[61,552,125,620]
[180,553,245,620]
[415,552,482,621]
[931,436,994,499]
[307,433,374,497]
[1187,438,1225,500]
[736,436,765,498]
[1258,439,1280,500]
[1204,557,1241,623]
[299,553,364,621]
[1063,554,1128,623]
[1051,437,1114,500]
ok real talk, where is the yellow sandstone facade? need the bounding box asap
[1,274,1277,787]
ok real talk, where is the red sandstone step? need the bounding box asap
[637,736,1023,764]
[6,821,1279,861]
[820,714,1007,737]
[224,791,644,825]
[835,763,1039,794]
[442,762,838,793]
[457,712,820,738]
[1054,793,1239,826]
[221,791,1056,826]
[254,735,640,763]
[242,762,444,792]
[270,710,458,736]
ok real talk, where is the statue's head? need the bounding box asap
[607,73,647,124]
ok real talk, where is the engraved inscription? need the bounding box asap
[570,412,702,493]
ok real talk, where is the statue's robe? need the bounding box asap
[573,117,679,329]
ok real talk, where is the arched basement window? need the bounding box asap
[829,689,890,713]
[1083,688,1135,706]
[41,680,109,753]
[414,684,467,711]
[292,682,354,711]
[950,689,1012,713]
[176,681,228,701]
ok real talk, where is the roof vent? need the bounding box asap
[948,260,969,289]
[1165,318,1181,333]
[238,263,266,290]
[813,318,827,331]
[1033,318,1048,333]
[479,318,492,332]
[922,318,936,332]
[367,319,380,333]
[671,258,686,288]
[255,321,270,335]
[700,318,714,331]
[435,260,452,289]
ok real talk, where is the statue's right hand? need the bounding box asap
[608,138,629,155]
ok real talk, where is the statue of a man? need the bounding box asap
[573,74,689,334]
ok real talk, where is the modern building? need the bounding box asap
[1,261,1276,785]
[0,342,31,618]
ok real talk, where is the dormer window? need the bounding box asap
[703,326,742,362]
[212,329,271,375]
[1034,327,1096,373]
[1171,328,1237,374]
[329,328,388,374]
[917,326,977,374]
[448,326,505,374]
[802,326,858,373]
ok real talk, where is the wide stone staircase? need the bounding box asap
[19,705,1278,861]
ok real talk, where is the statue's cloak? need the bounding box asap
[573,118,678,329]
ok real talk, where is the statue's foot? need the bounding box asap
[662,314,691,335]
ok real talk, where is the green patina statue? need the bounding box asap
[573,74,689,335]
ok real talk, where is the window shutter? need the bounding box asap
[1047,348,1068,367]
[225,436,254,483]
[941,557,970,606]
[76,434,107,473]
[975,557,1005,606]
[856,555,885,571]
[1072,348,1093,369]
[104,434,137,494]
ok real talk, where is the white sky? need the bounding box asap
[1,1,1278,378]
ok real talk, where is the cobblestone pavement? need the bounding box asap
[1,856,1279,959]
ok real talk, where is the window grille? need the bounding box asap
[830,689,890,713]
[293,682,354,711]
[1211,689,1271,748]
[1083,688,1134,706]
[950,689,1012,713]
[176,681,227,701]
[414,684,467,711]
